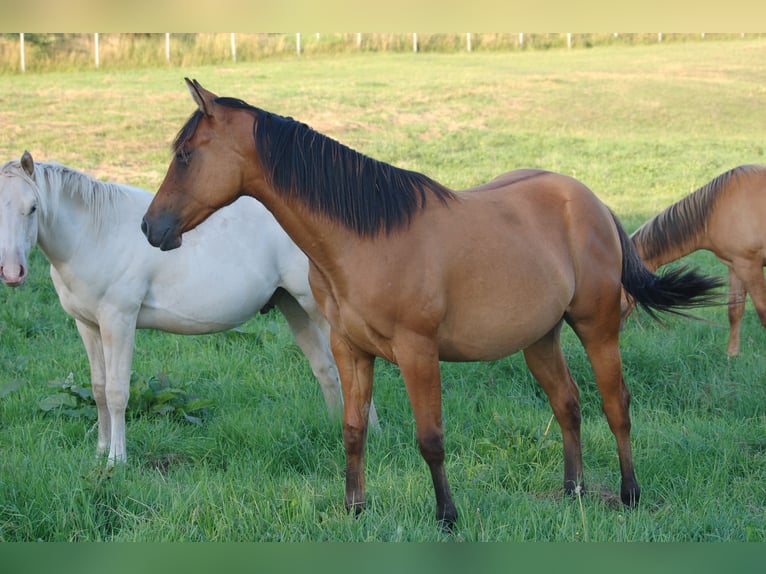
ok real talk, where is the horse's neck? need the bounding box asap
[637,229,705,271]
[33,165,119,264]
[247,185,352,272]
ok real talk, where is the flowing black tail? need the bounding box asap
[611,210,724,322]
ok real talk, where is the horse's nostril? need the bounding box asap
[140,217,149,236]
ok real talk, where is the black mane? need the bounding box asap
[181,97,456,237]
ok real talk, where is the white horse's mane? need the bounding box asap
[1,159,135,231]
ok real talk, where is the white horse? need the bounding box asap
[0,151,379,463]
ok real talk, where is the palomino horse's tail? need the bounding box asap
[612,210,724,321]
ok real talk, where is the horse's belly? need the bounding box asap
[436,286,570,362]
[135,297,266,334]
[437,315,561,362]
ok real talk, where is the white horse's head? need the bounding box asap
[0,151,40,287]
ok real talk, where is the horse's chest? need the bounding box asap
[49,266,110,325]
[308,265,399,359]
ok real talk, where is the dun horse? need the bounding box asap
[0,152,379,463]
[630,164,766,356]
[142,79,722,528]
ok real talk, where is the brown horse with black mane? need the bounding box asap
[630,165,766,356]
[142,79,722,529]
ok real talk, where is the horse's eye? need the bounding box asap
[175,149,191,165]
[29,204,37,215]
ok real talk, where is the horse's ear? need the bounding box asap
[185,78,218,117]
[20,150,34,176]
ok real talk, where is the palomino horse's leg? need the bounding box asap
[100,309,139,463]
[726,269,746,357]
[74,319,109,456]
[272,290,381,431]
[574,320,640,507]
[396,337,457,528]
[331,331,375,515]
[273,292,343,415]
[522,324,584,496]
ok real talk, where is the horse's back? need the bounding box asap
[387,169,623,361]
[461,169,618,244]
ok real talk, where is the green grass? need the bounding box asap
[1,39,765,541]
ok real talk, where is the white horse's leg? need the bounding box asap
[74,319,109,456]
[273,291,381,432]
[100,309,139,463]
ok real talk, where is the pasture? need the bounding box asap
[0,39,765,541]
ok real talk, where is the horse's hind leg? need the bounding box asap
[273,291,343,414]
[75,319,109,456]
[522,324,584,497]
[726,269,746,356]
[573,317,640,507]
[274,290,381,431]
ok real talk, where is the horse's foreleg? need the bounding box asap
[100,311,139,464]
[726,269,746,356]
[331,331,374,516]
[522,325,584,497]
[75,320,109,456]
[396,338,457,529]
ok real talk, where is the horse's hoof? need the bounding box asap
[437,507,458,532]
[345,500,366,517]
[621,486,640,508]
[564,480,586,498]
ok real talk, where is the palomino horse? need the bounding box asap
[142,80,722,528]
[0,151,379,463]
[630,164,766,356]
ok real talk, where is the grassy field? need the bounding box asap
[0,39,765,542]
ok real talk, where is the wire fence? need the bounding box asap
[1,32,759,73]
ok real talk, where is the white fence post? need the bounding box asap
[296,32,301,55]
[19,32,25,73]
[413,32,418,52]
[94,33,99,68]
[466,33,472,52]
[231,33,236,62]
[165,33,170,63]
[356,33,362,48]
[567,33,572,49]
[519,32,524,47]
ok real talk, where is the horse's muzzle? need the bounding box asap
[0,263,27,287]
[141,213,183,251]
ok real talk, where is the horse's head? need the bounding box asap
[142,78,261,251]
[0,151,40,287]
